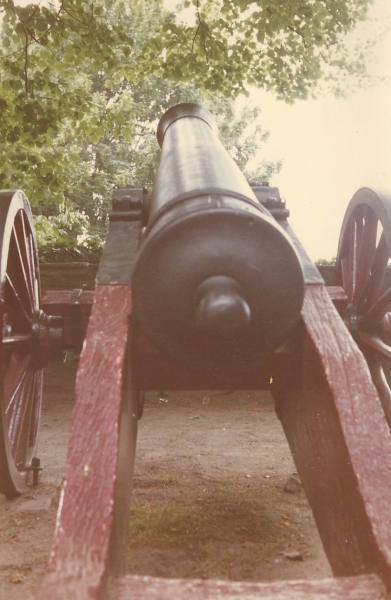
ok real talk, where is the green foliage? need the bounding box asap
[31,86,279,261]
[315,257,336,265]
[60,83,281,231]
[207,97,282,181]
[138,0,371,100]
[0,0,374,202]
[34,205,104,262]
[0,0,374,260]
[0,0,135,203]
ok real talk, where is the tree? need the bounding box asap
[34,82,281,262]
[34,206,103,262]
[0,0,374,204]
[63,83,280,224]
[0,0,136,203]
[0,0,373,101]
[0,0,282,198]
[0,0,375,262]
[7,0,279,261]
[137,0,372,100]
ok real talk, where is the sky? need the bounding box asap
[242,0,391,261]
[169,0,391,261]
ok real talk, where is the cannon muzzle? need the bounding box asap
[132,103,304,369]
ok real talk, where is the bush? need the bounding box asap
[315,257,336,266]
[34,209,104,263]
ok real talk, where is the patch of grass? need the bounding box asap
[162,474,177,487]
[130,501,200,546]
[127,475,312,581]
[129,478,286,554]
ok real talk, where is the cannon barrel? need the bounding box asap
[132,103,304,369]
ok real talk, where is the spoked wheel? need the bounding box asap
[0,190,42,496]
[336,187,391,426]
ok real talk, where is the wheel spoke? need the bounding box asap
[361,205,378,259]
[8,369,31,443]
[342,215,360,300]
[381,312,391,346]
[337,190,391,434]
[359,331,391,361]
[10,369,36,467]
[340,209,375,303]
[368,232,390,305]
[352,208,377,304]
[29,234,39,310]
[358,232,389,314]
[1,335,40,476]
[347,217,357,298]
[25,215,40,311]
[18,214,37,310]
[2,334,31,349]
[10,224,34,313]
[365,349,391,427]
[4,273,32,326]
[27,370,42,450]
[353,214,364,285]
[3,353,32,416]
[340,255,353,301]
[362,204,379,249]
[0,192,43,494]
[358,286,391,329]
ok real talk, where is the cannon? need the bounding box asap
[132,104,304,368]
[1,103,391,599]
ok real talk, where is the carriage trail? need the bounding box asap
[0,356,331,600]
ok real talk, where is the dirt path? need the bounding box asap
[0,358,331,599]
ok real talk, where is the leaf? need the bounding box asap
[0,0,374,231]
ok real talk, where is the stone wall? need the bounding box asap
[40,263,98,292]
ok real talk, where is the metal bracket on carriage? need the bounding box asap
[31,310,64,369]
[249,181,290,220]
[27,456,43,487]
[69,288,84,361]
[109,186,150,225]
[41,289,94,356]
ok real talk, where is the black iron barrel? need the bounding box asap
[132,103,304,369]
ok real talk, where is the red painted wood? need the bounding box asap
[35,284,138,600]
[40,287,345,379]
[34,283,391,597]
[42,290,302,391]
[119,573,386,599]
[273,284,391,586]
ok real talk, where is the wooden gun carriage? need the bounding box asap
[1,103,391,599]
